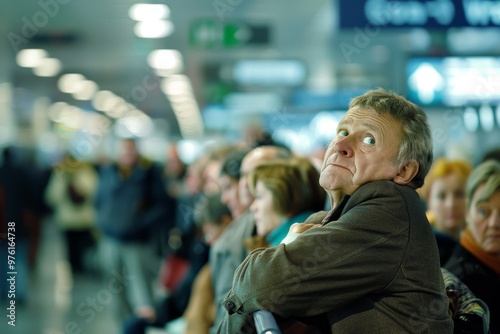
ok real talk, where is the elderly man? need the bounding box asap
[217,89,454,333]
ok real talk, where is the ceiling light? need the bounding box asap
[58,73,85,94]
[107,100,130,118]
[100,95,121,112]
[134,20,174,38]
[463,107,479,132]
[148,49,183,74]
[479,104,494,132]
[16,49,48,68]
[129,4,170,21]
[48,102,69,122]
[33,58,62,77]
[92,90,114,110]
[117,111,154,137]
[73,80,98,100]
[59,106,82,129]
[161,75,192,95]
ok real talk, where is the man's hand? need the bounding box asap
[281,223,321,245]
[289,223,321,234]
[135,305,156,322]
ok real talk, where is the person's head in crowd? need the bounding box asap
[248,158,326,239]
[482,148,500,163]
[420,158,473,239]
[201,145,237,195]
[118,138,140,169]
[184,154,209,195]
[1,146,14,165]
[165,142,186,177]
[193,193,232,245]
[219,149,250,219]
[464,160,500,258]
[319,88,432,205]
[238,145,292,209]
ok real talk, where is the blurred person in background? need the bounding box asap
[482,148,500,163]
[420,158,473,264]
[44,153,98,275]
[0,147,32,305]
[182,193,233,334]
[445,160,500,334]
[245,157,326,249]
[21,150,52,270]
[124,145,238,334]
[163,142,187,199]
[161,145,237,285]
[210,145,292,333]
[94,138,171,323]
[123,192,231,334]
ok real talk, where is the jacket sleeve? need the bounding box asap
[219,184,411,329]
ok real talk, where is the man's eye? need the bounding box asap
[363,136,375,145]
[338,129,348,137]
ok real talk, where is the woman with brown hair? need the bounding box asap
[246,157,326,248]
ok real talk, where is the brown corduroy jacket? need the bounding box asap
[217,180,454,333]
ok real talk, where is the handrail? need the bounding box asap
[253,310,281,334]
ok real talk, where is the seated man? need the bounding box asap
[217,89,454,333]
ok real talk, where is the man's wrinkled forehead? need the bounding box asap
[339,107,395,131]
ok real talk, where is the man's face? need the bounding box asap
[319,107,403,195]
[118,140,139,168]
[203,160,222,194]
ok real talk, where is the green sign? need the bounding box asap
[189,19,269,49]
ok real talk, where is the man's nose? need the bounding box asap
[334,136,354,157]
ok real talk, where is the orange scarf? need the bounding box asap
[460,228,500,276]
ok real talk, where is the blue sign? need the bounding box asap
[339,0,500,28]
[406,57,500,106]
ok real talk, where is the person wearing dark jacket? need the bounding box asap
[217,89,453,333]
[95,139,171,322]
[445,160,500,334]
[0,147,32,304]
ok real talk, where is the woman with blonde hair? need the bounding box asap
[420,158,473,263]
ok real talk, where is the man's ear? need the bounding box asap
[393,161,419,185]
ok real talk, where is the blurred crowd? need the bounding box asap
[0,120,499,334]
